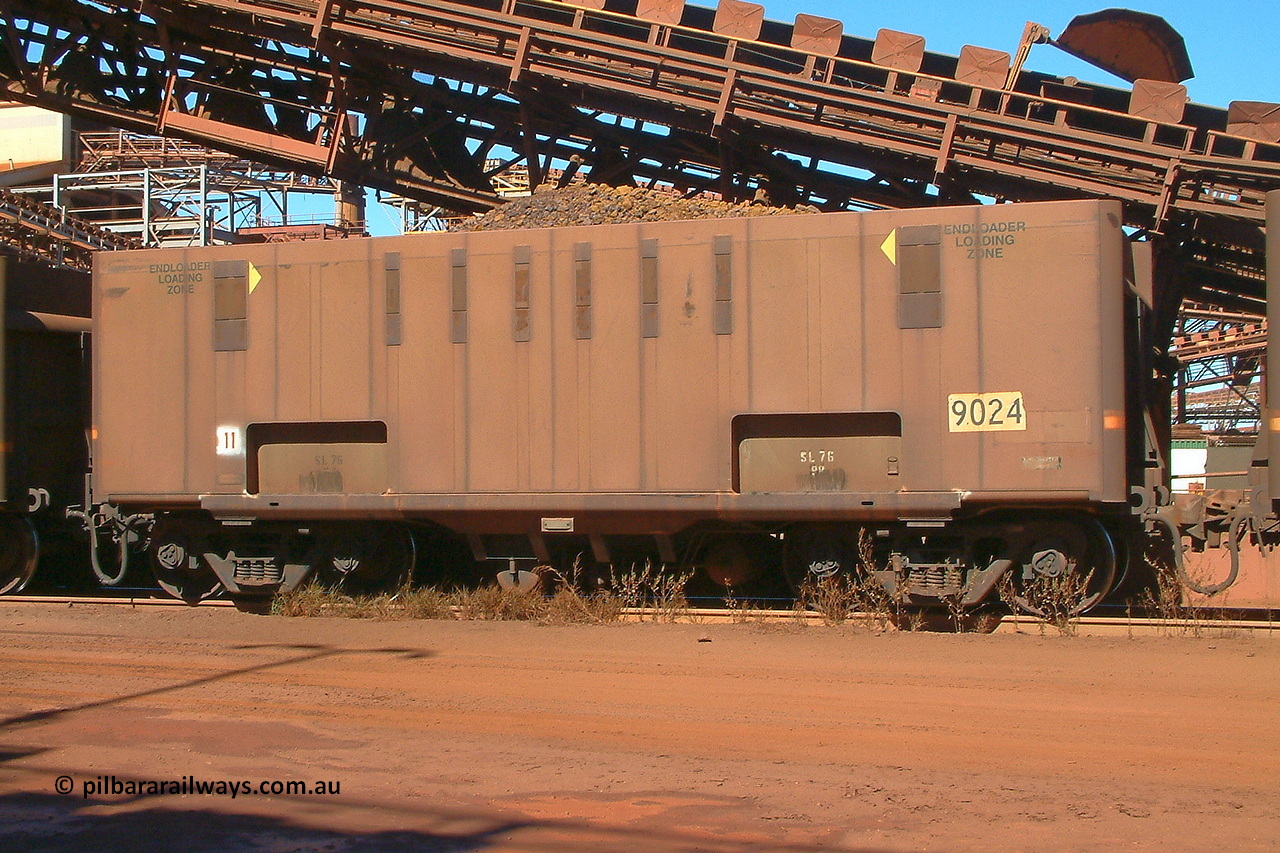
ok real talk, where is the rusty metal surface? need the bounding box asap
[1268,190,1280,487]
[0,0,1275,321]
[1169,303,1264,429]
[1054,10,1193,84]
[790,14,842,57]
[75,131,343,193]
[1227,102,1280,145]
[1128,79,1187,125]
[953,45,1010,90]
[711,0,762,41]
[96,199,1128,537]
[5,311,92,333]
[871,28,925,73]
[635,0,684,26]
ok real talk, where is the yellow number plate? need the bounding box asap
[947,392,1026,432]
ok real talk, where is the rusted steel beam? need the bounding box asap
[1172,323,1268,363]
[0,0,1277,304]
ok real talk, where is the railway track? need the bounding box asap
[4,594,1277,636]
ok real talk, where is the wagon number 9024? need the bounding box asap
[947,391,1026,432]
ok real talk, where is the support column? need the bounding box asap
[1266,190,1280,500]
[335,181,365,233]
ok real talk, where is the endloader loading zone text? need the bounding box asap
[944,221,1026,259]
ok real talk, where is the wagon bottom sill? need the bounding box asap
[193,490,1096,520]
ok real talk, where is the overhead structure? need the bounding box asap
[50,131,360,245]
[0,0,1278,420]
[1170,304,1264,431]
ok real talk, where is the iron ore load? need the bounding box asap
[86,196,1180,613]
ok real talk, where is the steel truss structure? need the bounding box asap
[1171,304,1265,431]
[1,0,1278,425]
[10,129,359,246]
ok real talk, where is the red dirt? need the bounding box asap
[0,604,1277,851]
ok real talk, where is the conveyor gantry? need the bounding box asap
[1,0,1278,312]
[0,186,141,270]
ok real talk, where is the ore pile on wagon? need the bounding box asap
[456,184,818,231]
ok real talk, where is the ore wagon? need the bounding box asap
[92,198,1158,610]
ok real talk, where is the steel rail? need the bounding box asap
[2,595,1277,637]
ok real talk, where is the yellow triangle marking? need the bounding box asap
[880,230,897,265]
[248,262,262,294]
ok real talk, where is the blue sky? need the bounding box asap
[757,0,1276,107]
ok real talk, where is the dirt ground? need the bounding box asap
[0,604,1276,852]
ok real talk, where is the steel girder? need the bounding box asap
[0,0,1278,310]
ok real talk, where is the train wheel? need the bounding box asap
[1012,516,1116,618]
[314,523,416,594]
[0,515,38,595]
[150,517,223,604]
[698,537,773,589]
[782,526,865,594]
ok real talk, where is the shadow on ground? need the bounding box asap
[0,643,433,730]
[0,790,899,853]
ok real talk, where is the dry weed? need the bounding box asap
[720,587,777,625]
[1137,559,1233,638]
[395,585,454,620]
[273,561,633,624]
[943,590,967,633]
[273,580,443,620]
[795,531,901,630]
[798,574,855,625]
[996,573,1022,632]
[1031,570,1092,636]
[609,561,692,622]
[539,562,626,624]
[995,564,1091,637]
[271,580,334,617]
[452,584,545,621]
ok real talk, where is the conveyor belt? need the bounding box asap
[0,186,142,270]
[0,0,1277,307]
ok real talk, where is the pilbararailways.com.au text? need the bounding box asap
[55,775,340,799]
